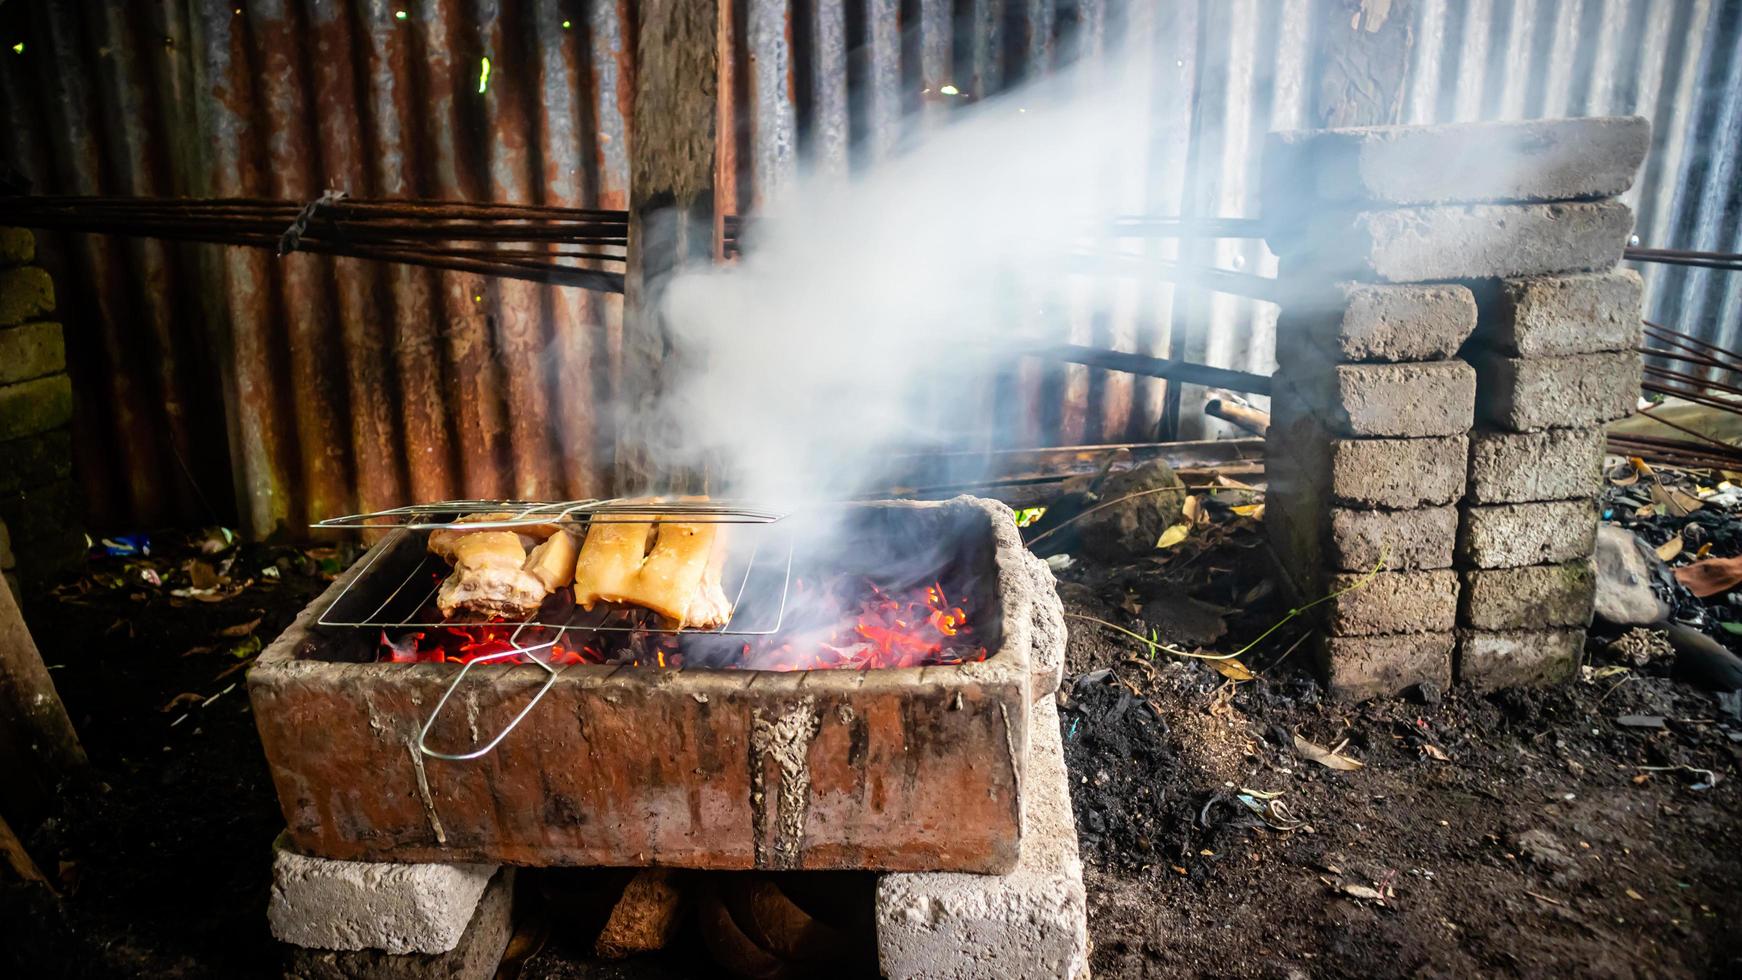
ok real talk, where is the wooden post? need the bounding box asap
[614,0,722,494]
[0,579,87,826]
[1311,0,1417,128]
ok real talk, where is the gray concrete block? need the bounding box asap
[0,373,72,442]
[0,266,54,326]
[1328,506,1458,571]
[1280,281,1477,363]
[1274,201,1633,283]
[1322,569,1459,636]
[1459,499,1600,569]
[1475,270,1643,356]
[0,428,72,495]
[1317,632,1455,702]
[1462,559,1597,630]
[1458,628,1585,691]
[1467,427,1606,503]
[282,868,515,980]
[267,833,500,955]
[0,228,33,266]
[0,322,62,385]
[1266,116,1649,208]
[1281,355,1476,438]
[877,697,1087,980]
[1473,350,1640,431]
[1267,382,1468,508]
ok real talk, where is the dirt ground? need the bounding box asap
[2,526,1739,978]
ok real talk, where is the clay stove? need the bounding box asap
[248,496,1064,874]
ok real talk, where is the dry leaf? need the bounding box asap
[1294,733,1365,771]
[1214,474,1257,491]
[1697,542,1714,558]
[1211,658,1255,681]
[1156,523,1191,549]
[1231,503,1264,518]
[1656,536,1685,562]
[1181,495,1207,525]
[1632,456,1654,477]
[1675,555,1742,598]
[218,615,263,638]
[1634,504,1657,518]
[1422,743,1450,761]
[1339,883,1385,902]
[1650,482,1703,517]
[1625,888,1644,901]
[1118,593,1144,616]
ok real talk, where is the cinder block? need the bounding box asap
[1458,628,1585,691]
[1461,559,1597,630]
[0,322,64,385]
[1475,270,1643,356]
[0,228,33,266]
[1328,506,1457,570]
[1266,116,1649,208]
[1280,355,1475,438]
[0,479,79,545]
[1459,499,1599,568]
[0,374,72,442]
[282,867,515,980]
[267,833,500,955]
[1266,498,1454,585]
[1320,568,1459,636]
[0,266,54,326]
[877,697,1087,980]
[1472,350,1640,431]
[1467,427,1605,503]
[0,428,72,495]
[1279,281,1477,363]
[1273,201,1633,283]
[1317,632,1455,702]
[1268,400,1469,509]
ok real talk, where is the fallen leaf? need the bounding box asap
[1674,555,1742,598]
[1626,888,1644,901]
[1656,536,1685,562]
[1231,503,1264,518]
[1294,733,1364,771]
[160,692,202,713]
[1720,621,1742,636]
[217,615,263,638]
[1214,474,1257,491]
[1118,593,1144,616]
[1698,542,1714,558]
[1422,743,1451,761]
[1211,657,1255,681]
[185,560,219,590]
[1156,523,1191,549]
[1651,482,1703,517]
[1632,457,1654,478]
[1339,883,1385,902]
[1632,773,1651,785]
[1181,495,1207,526]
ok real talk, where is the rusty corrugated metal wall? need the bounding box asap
[2,0,1737,536]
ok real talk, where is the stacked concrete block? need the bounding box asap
[0,229,83,592]
[1264,116,1649,699]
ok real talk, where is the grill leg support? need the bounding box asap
[269,833,512,978]
[875,697,1089,980]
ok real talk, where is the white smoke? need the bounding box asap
[652,49,1156,509]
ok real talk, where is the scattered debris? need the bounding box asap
[1293,734,1364,771]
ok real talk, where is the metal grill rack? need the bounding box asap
[312,498,793,761]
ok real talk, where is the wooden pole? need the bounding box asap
[0,583,85,776]
[615,0,721,493]
[1311,0,1417,128]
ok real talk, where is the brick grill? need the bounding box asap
[247,497,1064,873]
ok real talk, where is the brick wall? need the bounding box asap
[1262,117,1649,699]
[0,228,83,596]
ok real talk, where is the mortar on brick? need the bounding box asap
[1471,350,1641,431]
[1459,629,1585,691]
[1467,427,1605,503]
[1473,270,1643,357]
[1461,560,1597,630]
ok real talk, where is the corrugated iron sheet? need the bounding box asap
[1,0,1737,537]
